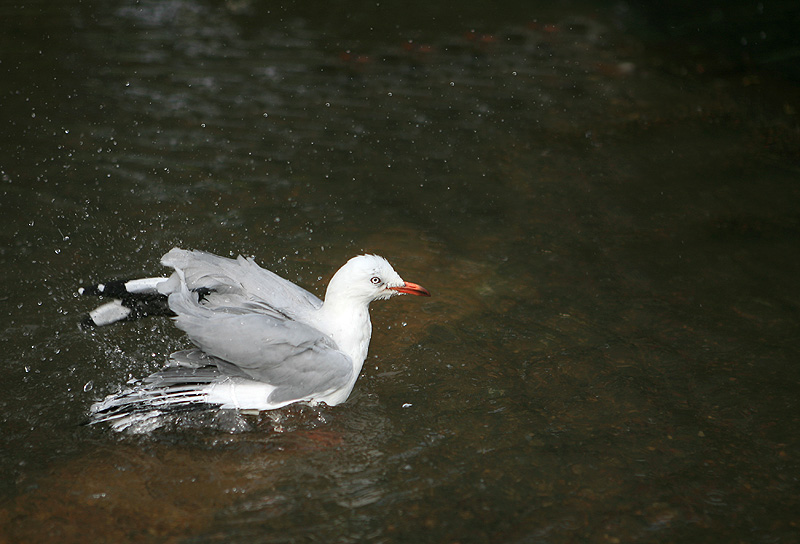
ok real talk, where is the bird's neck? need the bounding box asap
[317,298,373,371]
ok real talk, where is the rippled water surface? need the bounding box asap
[2,0,799,542]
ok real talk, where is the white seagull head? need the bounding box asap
[325,254,431,304]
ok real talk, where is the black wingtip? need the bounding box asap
[78,279,133,298]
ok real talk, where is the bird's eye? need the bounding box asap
[370,276,382,285]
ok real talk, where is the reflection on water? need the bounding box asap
[1,0,799,542]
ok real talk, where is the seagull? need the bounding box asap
[79,248,430,430]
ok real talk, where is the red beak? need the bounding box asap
[389,281,431,297]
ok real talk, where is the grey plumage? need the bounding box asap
[168,276,353,403]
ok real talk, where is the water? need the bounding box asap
[2,0,799,542]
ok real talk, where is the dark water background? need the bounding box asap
[1,0,799,542]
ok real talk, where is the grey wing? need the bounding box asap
[168,286,353,404]
[158,248,323,319]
